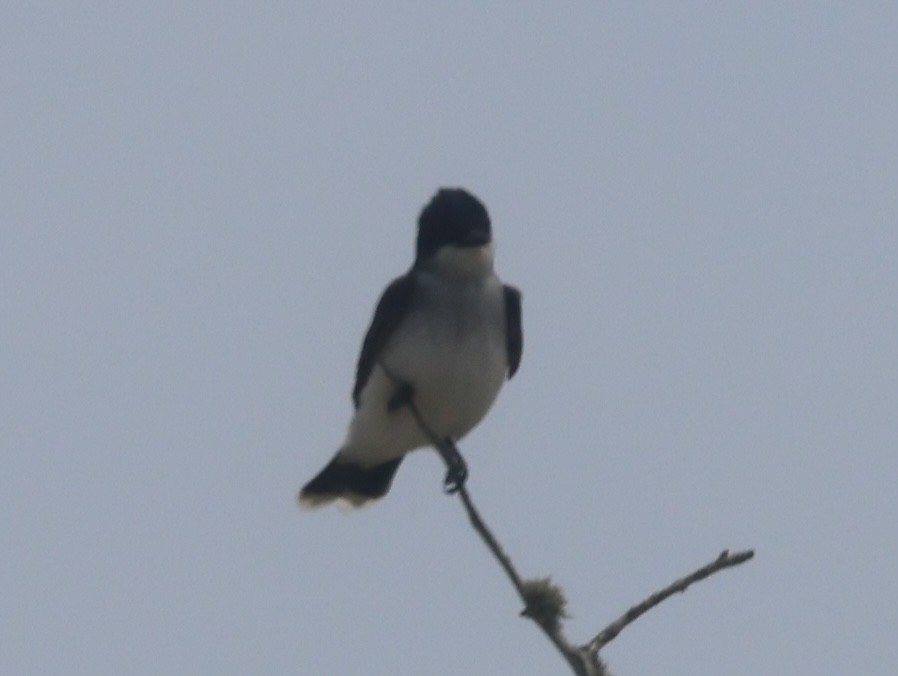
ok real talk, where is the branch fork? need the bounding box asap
[384,368,754,674]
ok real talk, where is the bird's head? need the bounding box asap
[415,188,494,277]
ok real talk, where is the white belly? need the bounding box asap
[341,276,507,466]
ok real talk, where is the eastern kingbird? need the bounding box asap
[299,188,522,508]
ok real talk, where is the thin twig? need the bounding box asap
[380,362,751,675]
[403,403,525,593]
[400,396,594,675]
[585,548,755,653]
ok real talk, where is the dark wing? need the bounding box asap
[503,285,523,379]
[352,273,417,407]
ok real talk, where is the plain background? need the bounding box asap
[3,3,896,674]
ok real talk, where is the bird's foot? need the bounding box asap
[441,439,468,494]
[387,381,415,413]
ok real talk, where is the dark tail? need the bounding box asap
[298,453,403,509]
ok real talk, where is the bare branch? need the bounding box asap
[400,396,601,675]
[384,364,751,675]
[585,548,755,653]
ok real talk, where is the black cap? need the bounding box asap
[416,188,491,261]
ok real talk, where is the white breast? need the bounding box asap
[341,271,508,466]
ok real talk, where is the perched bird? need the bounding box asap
[299,188,523,509]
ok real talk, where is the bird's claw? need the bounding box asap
[442,439,468,494]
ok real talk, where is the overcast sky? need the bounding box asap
[3,3,897,675]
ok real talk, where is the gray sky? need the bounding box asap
[3,3,897,674]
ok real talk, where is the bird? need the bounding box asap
[298,188,523,509]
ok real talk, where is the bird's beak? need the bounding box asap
[461,228,491,248]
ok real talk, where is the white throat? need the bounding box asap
[431,241,496,279]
